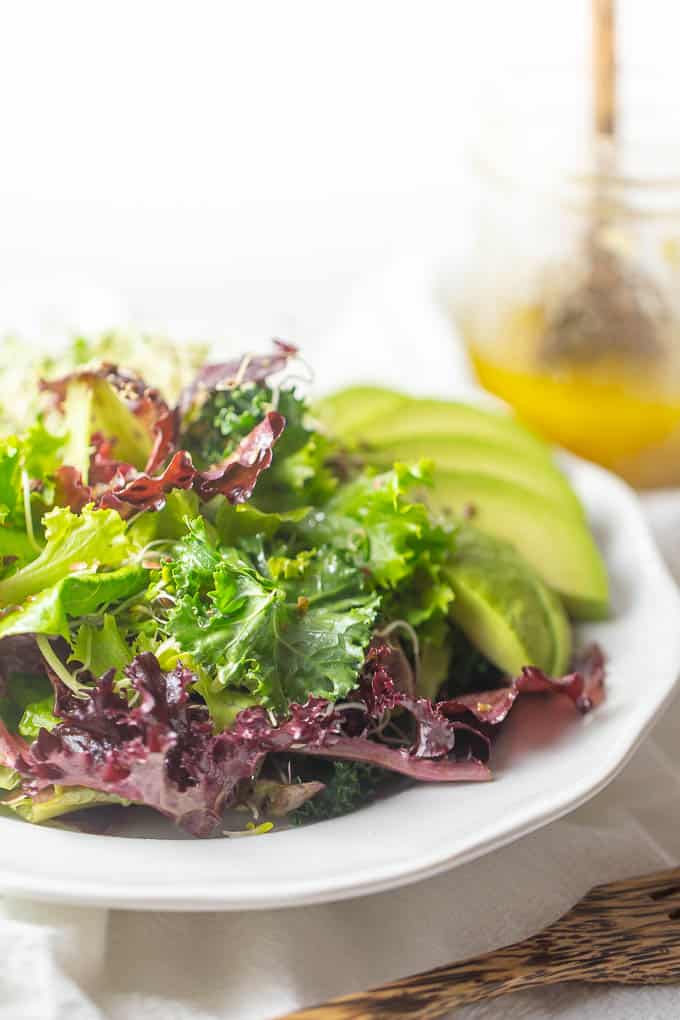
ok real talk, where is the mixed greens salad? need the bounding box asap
[0,336,606,835]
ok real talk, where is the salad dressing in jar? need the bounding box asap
[454,71,680,488]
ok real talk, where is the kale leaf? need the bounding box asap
[290,762,390,824]
[158,519,379,715]
[181,383,273,468]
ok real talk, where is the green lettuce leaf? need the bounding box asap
[214,500,311,545]
[3,786,130,824]
[302,462,452,589]
[70,614,132,680]
[193,685,258,732]
[21,421,66,481]
[0,767,20,791]
[0,506,132,607]
[61,375,152,473]
[0,331,208,434]
[253,432,338,512]
[60,380,94,478]
[0,437,20,526]
[0,564,148,641]
[0,423,64,526]
[0,423,65,573]
[0,671,52,732]
[0,529,38,577]
[127,490,200,548]
[18,696,59,740]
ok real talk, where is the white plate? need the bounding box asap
[0,456,678,910]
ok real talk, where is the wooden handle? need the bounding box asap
[592,0,616,136]
[277,936,562,1019]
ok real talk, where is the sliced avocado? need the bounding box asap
[444,524,571,677]
[318,387,609,620]
[431,470,609,620]
[313,387,409,438]
[321,389,552,461]
[531,563,572,676]
[359,432,584,514]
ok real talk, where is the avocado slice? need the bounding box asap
[313,387,408,438]
[444,525,571,677]
[359,432,584,513]
[316,387,550,460]
[317,387,609,621]
[431,470,608,619]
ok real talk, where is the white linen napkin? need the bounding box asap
[1,260,680,1020]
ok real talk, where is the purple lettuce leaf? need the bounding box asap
[99,450,197,514]
[228,674,491,783]
[193,410,286,502]
[55,414,286,517]
[0,720,30,771]
[2,642,603,835]
[88,431,136,486]
[178,339,298,418]
[145,406,180,474]
[45,352,289,517]
[98,411,286,513]
[2,647,491,835]
[8,654,265,836]
[354,639,492,762]
[54,465,93,514]
[290,737,491,782]
[441,642,606,727]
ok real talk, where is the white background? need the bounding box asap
[0,0,676,346]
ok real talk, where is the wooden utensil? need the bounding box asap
[278,865,680,1019]
[593,0,616,137]
[540,0,664,367]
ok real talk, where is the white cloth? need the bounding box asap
[2,259,680,1020]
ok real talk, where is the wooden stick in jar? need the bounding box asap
[592,0,616,137]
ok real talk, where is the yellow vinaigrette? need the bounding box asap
[466,309,680,488]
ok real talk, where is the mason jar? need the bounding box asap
[450,71,680,488]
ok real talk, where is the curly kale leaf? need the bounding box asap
[289,761,389,824]
[180,378,334,510]
[181,383,273,469]
[159,519,379,715]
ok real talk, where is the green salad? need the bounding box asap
[0,335,606,835]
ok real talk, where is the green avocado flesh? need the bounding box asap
[444,525,572,677]
[316,387,609,621]
[430,471,608,620]
[358,433,583,512]
[313,387,408,438]
[316,387,551,460]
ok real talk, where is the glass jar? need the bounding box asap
[451,72,680,488]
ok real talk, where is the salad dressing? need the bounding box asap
[454,4,680,488]
[468,311,680,487]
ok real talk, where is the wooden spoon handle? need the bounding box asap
[592,0,616,136]
[278,937,560,1019]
